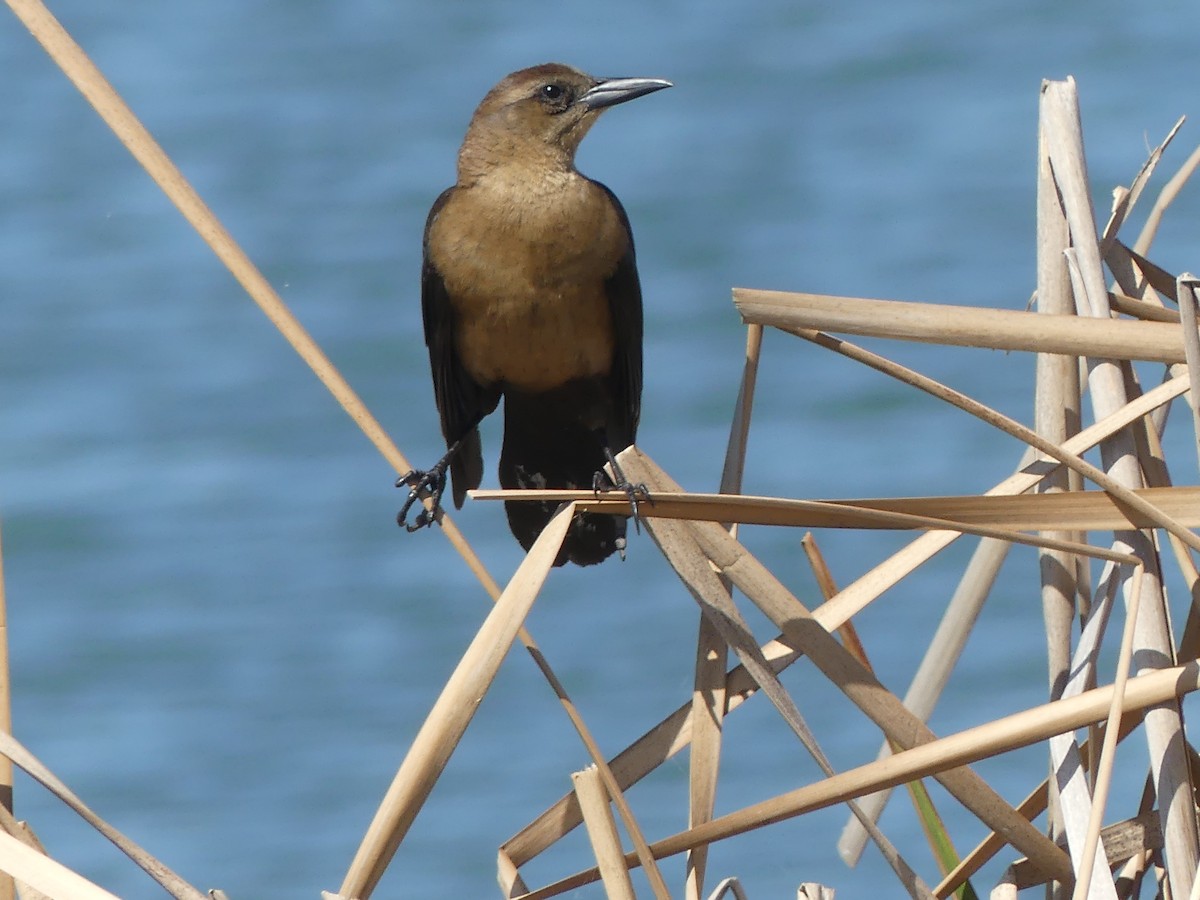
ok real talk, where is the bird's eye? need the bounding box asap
[537,82,572,111]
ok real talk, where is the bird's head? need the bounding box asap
[458,63,671,180]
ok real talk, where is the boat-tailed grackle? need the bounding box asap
[397,63,670,566]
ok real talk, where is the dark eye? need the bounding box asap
[538,82,571,111]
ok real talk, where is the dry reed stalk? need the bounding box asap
[0,730,205,899]
[928,104,1200,899]
[1089,135,1190,844]
[808,530,957,875]
[1097,116,1183,254]
[1003,814,1162,894]
[1073,567,1145,900]
[6,0,427,510]
[836,532,1013,866]
[800,535,858,654]
[1175,547,1200,662]
[935,714,1146,897]
[1048,553,1123,897]
[685,611,725,900]
[1104,243,1170,310]
[718,324,763,502]
[1038,80,1107,900]
[1111,241,1180,303]
[1139,398,1200,690]
[571,766,638,900]
[994,816,1162,894]
[801,531,926,853]
[340,504,573,899]
[685,323,761,900]
[12,14,1198,894]
[635,468,933,900]
[1045,76,1199,897]
[800,533,964,879]
[3,7,652,897]
[733,289,1188,363]
[0,831,119,900]
[1108,292,1180,322]
[710,876,751,900]
[516,663,1200,900]
[621,449,1077,884]
[1176,276,1200,474]
[1135,138,1200,255]
[497,624,673,900]
[805,366,1186,630]
[779,329,1200,555]
[485,483,1200,532]
[1034,73,1082,697]
[501,427,1166,897]
[500,615,841,868]
[0,805,48,900]
[797,884,834,900]
[498,372,1188,872]
[605,771,672,899]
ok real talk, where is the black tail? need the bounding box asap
[499,384,629,567]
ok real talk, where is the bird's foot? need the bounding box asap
[594,453,653,535]
[396,466,448,532]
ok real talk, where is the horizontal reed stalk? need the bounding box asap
[474,485,1200,532]
[732,289,1186,362]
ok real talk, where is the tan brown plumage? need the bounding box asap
[397,63,670,566]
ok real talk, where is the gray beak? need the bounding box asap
[579,76,673,111]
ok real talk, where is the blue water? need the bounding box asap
[3,1,1200,897]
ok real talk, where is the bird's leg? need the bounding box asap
[594,446,653,535]
[396,438,463,532]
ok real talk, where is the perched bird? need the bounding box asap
[397,63,670,566]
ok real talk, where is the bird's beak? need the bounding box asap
[579,76,673,111]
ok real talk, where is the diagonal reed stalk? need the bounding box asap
[493,366,1190,877]
[491,447,1170,898]
[512,662,1200,900]
[2,3,671,898]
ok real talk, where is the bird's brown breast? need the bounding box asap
[427,172,627,393]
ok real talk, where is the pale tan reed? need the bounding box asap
[5,6,1200,897]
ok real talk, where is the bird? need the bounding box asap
[397,62,671,566]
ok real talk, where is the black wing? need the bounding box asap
[421,187,491,507]
[593,181,644,450]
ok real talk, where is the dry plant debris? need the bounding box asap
[460,78,1200,900]
[5,2,1200,896]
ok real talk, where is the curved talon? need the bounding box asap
[617,480,652,533]
[396,467,447,532]
[592,470,652,535]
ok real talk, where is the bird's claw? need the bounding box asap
[396,467,447,532]
[592,470,653,535]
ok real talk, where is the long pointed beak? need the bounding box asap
[580,76,673,111]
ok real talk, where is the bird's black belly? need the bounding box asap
[498,379,630,566]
